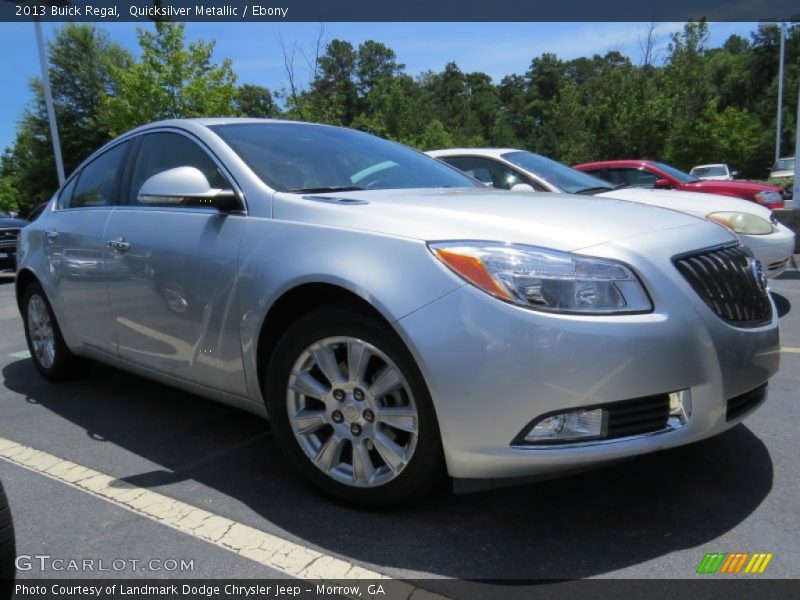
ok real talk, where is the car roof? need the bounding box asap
[574,160,653,169]
[427,148,522,158]
[125,117,334,135]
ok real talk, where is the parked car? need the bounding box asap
[16,119,779,506]
[689,163,737,181]
[0,210,28,272]
[429,149,795,278]
[574,159,786,209]
[769,156,795,181]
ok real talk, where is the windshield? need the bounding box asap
[773,158,795,171]
[653,162,699,183]
[501,151,614,194]
[691,165,727,178]
[210,122,480,192]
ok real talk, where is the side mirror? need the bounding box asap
[654,178,672,189]
[510,183,536,192]
[137,166,242,212]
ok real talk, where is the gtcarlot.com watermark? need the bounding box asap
[15,554,195,573]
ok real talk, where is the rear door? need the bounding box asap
[42,140,132,355]
[104,130,248,395]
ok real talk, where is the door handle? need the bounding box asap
[44,230,59,241]
[107,238,131,251]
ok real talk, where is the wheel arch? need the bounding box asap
[255,282,398,398]
[15,268,40,314]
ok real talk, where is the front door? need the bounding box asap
[104,131,247,395]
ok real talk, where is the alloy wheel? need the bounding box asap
[27,294,56,369]
[286,336,419,487]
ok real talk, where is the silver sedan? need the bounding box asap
[15,119,780,506]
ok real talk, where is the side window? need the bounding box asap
[607,168,657,188]
[65,142,129,209]
[584,168,608,181]
[442,156,527,190]
[56,176,77,209]
[128,132,229,207]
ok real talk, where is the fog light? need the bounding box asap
[525,408,606,443]
[667,389,692,427]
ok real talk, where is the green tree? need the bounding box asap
[100,22,236,135]
[311,39,358,125]
[234,84,279,118]
[0,24,131,213]
[356,41,404,96]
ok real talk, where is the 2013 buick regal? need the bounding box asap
[15,119,779,506]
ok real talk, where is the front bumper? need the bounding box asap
[397,230,780,479]
[742,224,795,278]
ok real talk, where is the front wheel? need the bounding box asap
[266,307,444,507]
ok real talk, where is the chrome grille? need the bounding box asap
[0,228,20,249]
[673,245,771,327]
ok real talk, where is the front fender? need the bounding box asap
[236,217,463,402]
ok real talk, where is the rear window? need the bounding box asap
[64,142,130,209]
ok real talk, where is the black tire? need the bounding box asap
[0,480,16,593]
[266,306,445,507]
[21,282,77,381]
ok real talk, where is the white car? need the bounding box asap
[769,156,795,181]
[689,163,737,181]
[430,148,795,278]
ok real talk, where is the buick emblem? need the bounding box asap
[749,258,768,293]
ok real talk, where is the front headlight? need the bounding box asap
[754,191,782,205]
[428,242,652,314]
[706,212,775,235]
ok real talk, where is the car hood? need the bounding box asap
[596,188,773,220]
[686,179,782,193]
[273,187,714,252]
[0,218,28,228]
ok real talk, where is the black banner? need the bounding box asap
[2,0,800,23]
[7,579,800,600]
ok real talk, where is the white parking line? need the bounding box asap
[0,437,446,599]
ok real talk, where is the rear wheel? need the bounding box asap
[266,307,444,507]
[21,282,77,380]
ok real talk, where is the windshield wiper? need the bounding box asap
[576,186,615,195]
[287,186,365,194]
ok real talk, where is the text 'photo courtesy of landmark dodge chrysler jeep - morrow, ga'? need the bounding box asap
[16,119,779,506]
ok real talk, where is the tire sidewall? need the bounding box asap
[265,307,444,507]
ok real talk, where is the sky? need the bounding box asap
[0,21,759,152]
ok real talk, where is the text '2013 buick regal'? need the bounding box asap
[15,119,779,507]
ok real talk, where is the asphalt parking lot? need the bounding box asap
[0,262,798,587]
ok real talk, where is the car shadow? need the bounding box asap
[776,271,800,280]
[771,292,791,317]
[1,358,774,580]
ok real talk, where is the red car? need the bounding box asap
[574,160,786,209]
